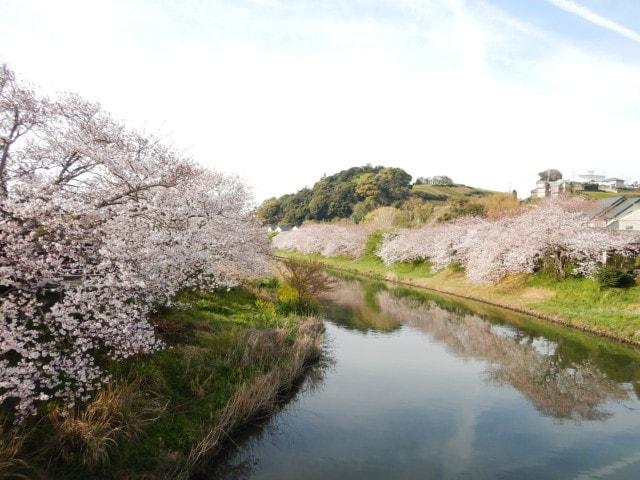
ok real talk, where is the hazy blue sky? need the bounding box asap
[1,0,639,201]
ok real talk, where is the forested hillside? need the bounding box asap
[256,166,413,225]
[256,165,504,226]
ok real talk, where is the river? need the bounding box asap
[205,275,640,479]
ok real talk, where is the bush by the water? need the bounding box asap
[596,266,636,289]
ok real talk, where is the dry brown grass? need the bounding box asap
[476,193,525,219]
[493,274,530,294]
[173,317,324,479]
[190,373,214,399]
[48,377,166,467]
[0,418,28,479]
[239,328,288,369]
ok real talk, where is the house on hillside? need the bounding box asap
[601,178,625,190]
[578,172,606,184]
[574,171,630,193]
[590,197,640,231]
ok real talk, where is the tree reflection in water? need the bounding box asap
[324,279,632,422]
[203,278,640,479]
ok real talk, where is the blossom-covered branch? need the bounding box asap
[0,64,269,418]
[273,223,370,258]
[379,199,640,283]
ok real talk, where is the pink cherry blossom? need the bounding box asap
[1,65,269,419]
[379,198,640,283]
[273,223,370,258]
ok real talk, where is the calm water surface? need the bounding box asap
[207,277,640,480]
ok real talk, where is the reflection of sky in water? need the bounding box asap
[490,324,520,339]
[531,337,557,356]
[491,325,558,356]
[207,279,640,480]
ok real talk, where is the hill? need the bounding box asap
[412,183,495,202]
[256,165,503,226]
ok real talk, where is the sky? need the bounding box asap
[1,0,640,202]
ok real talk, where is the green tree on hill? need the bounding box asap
[255,165,412,225]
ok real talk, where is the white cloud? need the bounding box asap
[545,0,640,45]
[1,0,639,202]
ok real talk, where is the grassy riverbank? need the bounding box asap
[276,249,640,344]
[2,283,323,480]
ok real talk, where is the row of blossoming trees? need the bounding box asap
[0,65,269,419]
[274,199,640,283]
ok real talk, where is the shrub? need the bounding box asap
[276,284,314,315]
[276,259,336,314]
[438,200,486,222]
[255,276,280,290]
[449,262,465,272]
[396,198,434,227]
[363,206,402,228]
[476,193,524,219]
[276,284,300,304]
[351,198,377,224]
[596,266,635,289]
[278,259,335,300]
[607,252,637,271]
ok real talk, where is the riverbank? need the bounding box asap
[2,283,324,479]
[210,276,640,479]
[275,250,640,346]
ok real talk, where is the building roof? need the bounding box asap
[592,196,640,221]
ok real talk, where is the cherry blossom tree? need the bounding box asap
[1,65,268,419]
[273,223,370,258]
[379,199,640,283]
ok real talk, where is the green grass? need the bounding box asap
[411,183,496,202]
[579,190,640,200]
[277,230,433,282]
[15,283,314,479]
[277,249,433,281]
[526,274,640,338]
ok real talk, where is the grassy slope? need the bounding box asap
[411,183,496,202]
[16,285,322,479]
[277,249,640,343]
[579,190,640,200]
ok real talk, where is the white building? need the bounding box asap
[575,171,630,191]
[578,171,606,184]
[590,197,640,231]
[601,178,625,189]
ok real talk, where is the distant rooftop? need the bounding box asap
[592,196,640,221]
